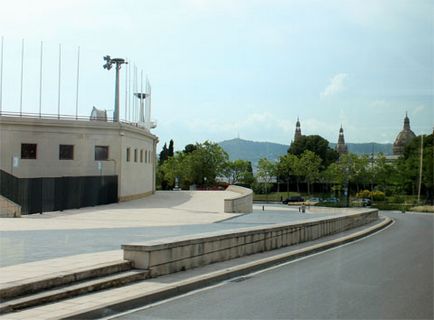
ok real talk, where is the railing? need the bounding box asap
[0,111,157,129]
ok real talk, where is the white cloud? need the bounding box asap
[320,73,348,98]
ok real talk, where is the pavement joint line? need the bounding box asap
[60,216,393,320]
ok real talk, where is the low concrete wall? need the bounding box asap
[224,185,253,213]
[123,209,378,276]
[0,195,21,218]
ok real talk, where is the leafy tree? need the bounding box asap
[256,158,276,197]
[288,135,338,168]
[398,133,434,202]
[182,141,229,187]
[224,159,255,186]
[276,154,299,195]
[298,150,322,194]
[183,144,197,154]
[159,152,186,189]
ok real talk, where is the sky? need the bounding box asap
[0,0,432,151]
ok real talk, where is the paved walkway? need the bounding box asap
[0,191,240,231]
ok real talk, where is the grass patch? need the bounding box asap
[409,206,434,213]
[253,192,301,202]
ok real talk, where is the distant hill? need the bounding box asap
[218,138,393,166]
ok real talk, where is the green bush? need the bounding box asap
[371,191,386,201]
[356,190,385,201]
[373,203,412,211]
[388,195,405,204]
[356,190,371,198]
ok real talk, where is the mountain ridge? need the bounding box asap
[218,138,393,165]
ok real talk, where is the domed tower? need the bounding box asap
[393,113,416,156]
[294,117,302,141]
[336,125,348,155]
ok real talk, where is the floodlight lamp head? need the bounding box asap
[104,55,111,62]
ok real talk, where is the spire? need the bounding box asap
[336,126,348,155]
[294,117,302,141]
[403,112,410,130]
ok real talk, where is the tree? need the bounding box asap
[256,158,276,198]
[159,152,186,189]
[288,135,339,168]
[185,141,229,187]
[276,154,298,196]
[183,144,197,154]
[398,133,434,202]
[224,159,255,186]
[298,150,322,195]
[168,139,174,158]
[159,143,168,165]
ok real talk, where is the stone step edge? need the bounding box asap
[0,269,149,314]
[63,217,393,320]
[0,260,132,301]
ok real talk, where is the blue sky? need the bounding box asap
[0,0,432,150]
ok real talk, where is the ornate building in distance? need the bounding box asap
[294,117,302,141]
[336,126,348,155]
[393,113,416,156]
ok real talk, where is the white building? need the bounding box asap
[0,115,158,214]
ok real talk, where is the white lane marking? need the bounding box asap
[101,219,395,319]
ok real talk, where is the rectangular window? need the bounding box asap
[59,145,74,160]
[140,149,143,163]
[134,149,138,162]
[126,148,131,162]
[21,143,37,159]
[95,146,109,160]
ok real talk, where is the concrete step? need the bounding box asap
[0,269,149,314]
[0,260,133,301]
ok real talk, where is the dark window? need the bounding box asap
[21,143,37,159]
[126,148,131,162]
[140,149,143,163]
[59,145,74,160]
[95,146,109,160]
[134,149,138,162]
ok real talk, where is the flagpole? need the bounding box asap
[0,36,4,114]
[57,44,62,119]
[39,41,43,117]
[20,39,24,116]
[75,46,80,119]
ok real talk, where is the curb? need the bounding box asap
[64,216,393,319]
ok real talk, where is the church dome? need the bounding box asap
[393,113,416,155]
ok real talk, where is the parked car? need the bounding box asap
[305,197,321,204]
[282,196,305,204]
[352,198,372,207]
[323,197,339,204]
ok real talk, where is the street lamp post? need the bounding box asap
[103,56,127,122]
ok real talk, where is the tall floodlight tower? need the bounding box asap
[145,78,152,130]
[134,92,148,125]
[103,55,127,122]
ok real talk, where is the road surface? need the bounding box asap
[113,212,433,319]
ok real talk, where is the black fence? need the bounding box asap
[0,170,118,214]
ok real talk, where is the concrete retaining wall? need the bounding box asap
[0,195,21,218]
[123,209,378,276]
[224,185,253,213]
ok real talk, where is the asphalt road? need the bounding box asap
[113,212,434,319]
